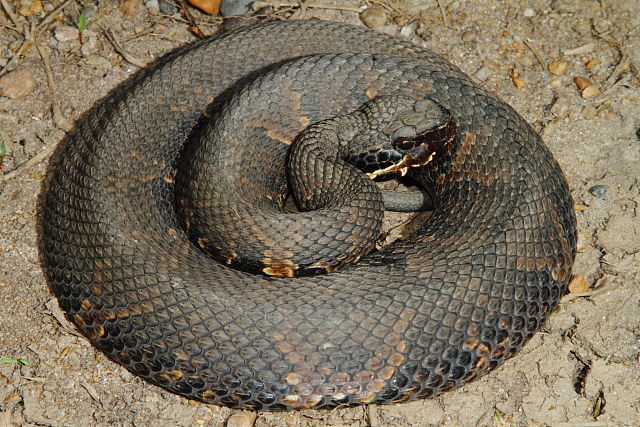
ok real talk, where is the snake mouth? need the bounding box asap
[366,104,457,179]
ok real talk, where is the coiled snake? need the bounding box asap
[42,19,576,410]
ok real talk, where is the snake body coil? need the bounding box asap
[42,20,576,410]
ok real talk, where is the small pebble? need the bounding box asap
[550,97,569,117]
[474,66,493,82]
[393,15,411,27]
[18,0,42,16]
[593,19,611,34]
[588,184,608,199]
[80,6,98,19]
[220,0,253,16]
[522,8,535,17]
[0,69,36,99]
[548,60,568,75]
[187,0,221,14]
[568,275,589,293]
[158,0,177,15]
[581,85,601,98]
[360,7,388,28]
[512,77,525,89]
[516,55,536,67]
[585,59,601,71]
[80,36,100,56]
[154,23,168,33]
[576,232,590,253]
[399,23,416,38]
[462,30,478,42]
[145,0,159,11]
[54,25,79,42]
[573,76,592,90]
[549,77,564,88]
[226,412,257,427]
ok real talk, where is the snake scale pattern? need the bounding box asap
[42,19,577,410]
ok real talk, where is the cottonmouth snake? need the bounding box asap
[42,19,576,410]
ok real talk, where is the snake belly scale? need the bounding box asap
[42,19,576,410]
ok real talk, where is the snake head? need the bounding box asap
[346,96,457,179]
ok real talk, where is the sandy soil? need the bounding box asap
[1,0,639,426]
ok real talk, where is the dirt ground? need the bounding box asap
[1,0,638,426]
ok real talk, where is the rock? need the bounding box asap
[550,96,569,117]
[581,85,601,98]
[568,275,589,293]
[188,0,221,14]
[145,0,159,11]
[512,77,525,89]
[474,66,494,82]
[462,30,478,42]
[158,0,177,15]
[220,0,256,31]
[399,23,417,38]
[360,7,388,28]
[548,60,568,75]
[80,6,98,19]
[220,0,253,16]
[588,184,608,199]
[18,0,43,16]
[227,412,257,427]
[0,69,37,99]
[585,59,601,71]
[54,25,79,42]
[81,35,100,56]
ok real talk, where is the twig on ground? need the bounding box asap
[104,29,147,68]
[176,0,206,38]
[563,42,596,56]
[0,142,59,182]
[523,38,547,71]
[35,43,56,91]
[34,40,73,131]
[436,0,450,28]
[0,0,22,31]
[0,0,73,77]
[250,1,363,13]
[0,38,33,77]
[36,0,72,33]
